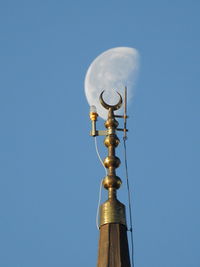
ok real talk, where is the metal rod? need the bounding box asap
[124,86,127,140]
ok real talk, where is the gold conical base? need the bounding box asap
[100,198,127,227]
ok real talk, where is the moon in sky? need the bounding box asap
[84,47,139,120]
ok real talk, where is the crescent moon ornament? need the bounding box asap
[100,91,123,111]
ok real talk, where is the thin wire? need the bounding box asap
[94,136,107,174]
[96,178,103,230]
[94,136,107,230]
[123,137,135,267]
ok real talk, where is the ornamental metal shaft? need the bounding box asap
[99,92,127,228]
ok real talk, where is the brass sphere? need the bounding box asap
[104,156,121,168]
[104,135,120,147]
[103,175,122,189]
[105,118,119,129]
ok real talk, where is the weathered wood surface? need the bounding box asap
[97,223,131,267]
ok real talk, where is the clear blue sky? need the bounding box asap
[0,1,199,266]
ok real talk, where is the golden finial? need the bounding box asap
[89,88,128,228]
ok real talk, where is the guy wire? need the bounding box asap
[94,136,107,230]
[123,137,135,267]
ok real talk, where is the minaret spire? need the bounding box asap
[89,89,131,267]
